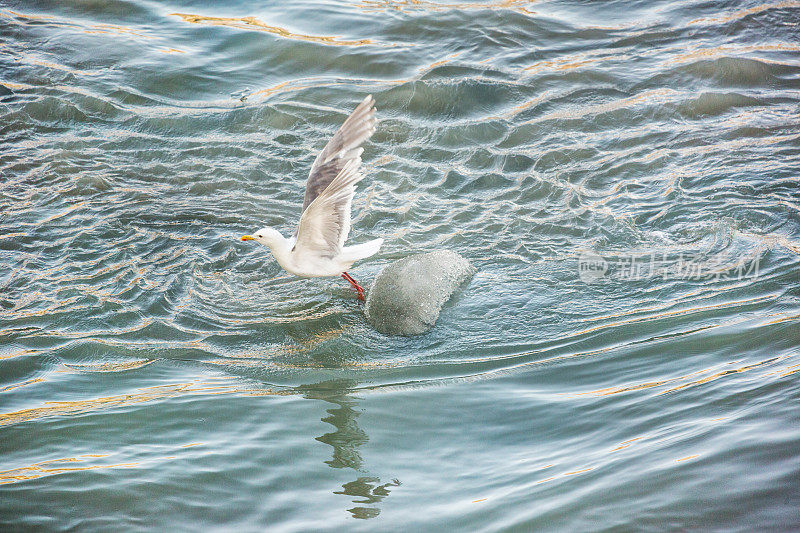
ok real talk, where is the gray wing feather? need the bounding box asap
[301,94,377,214]
[294,158,365,259]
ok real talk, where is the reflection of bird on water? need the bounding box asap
[300,380,400,520]
[335,477,401,520]
[241,95,382,301]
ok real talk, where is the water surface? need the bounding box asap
[2,0,800,530]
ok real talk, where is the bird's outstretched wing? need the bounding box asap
[293,158,365,260]
[301,94,377,214]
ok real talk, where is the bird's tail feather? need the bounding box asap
[339,238,383,264]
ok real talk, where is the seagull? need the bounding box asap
[241,95,383,301]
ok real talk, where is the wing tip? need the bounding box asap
[362,94,376,111]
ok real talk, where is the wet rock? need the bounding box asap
[364,250,475,336]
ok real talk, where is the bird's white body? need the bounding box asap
[241,95,383,296]
[247,227,383,278]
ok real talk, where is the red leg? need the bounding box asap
[341,272,365,301]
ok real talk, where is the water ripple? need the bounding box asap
[2,0,799,528]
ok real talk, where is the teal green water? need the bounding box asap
[2,0,800,530]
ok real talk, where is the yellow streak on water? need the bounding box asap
[688,1,800,25]
[1,10,147,39]
[584,283,776,324]
[657,358,780,395]
[355,0,535,14]
[250,80,310,99]
[63,359,155,373]
[39,201,87,224]
[1,463,140,483]
[574,355,788,398]
[487,89,554,121]
[0,81,34,91]
[0,455,141,485]
[761,312,800,327]
[1,9,52,20]
[523,88,678,124]
[0,349,41,362]
[0,381,293,428]
[573,295,776,339]
[426,51,463,70]
[564,467,594,476]
[669,42,800,65]
[524,56,602,74]
[0,378,44,393]
[170,13,375,46]
[0,445,208,485]
[13,55,98,77]
[777,363,800,378]
[82,25,146,38]
[610,436,644,452]
[535,465,594,485]
[231,306,348,325]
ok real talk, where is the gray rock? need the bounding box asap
[364,250,475,335]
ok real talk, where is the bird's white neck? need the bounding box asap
[263,234,294,272]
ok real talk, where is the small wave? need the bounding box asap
[170,13,379,47]
[661,56,794,87]
[676,92,763,118]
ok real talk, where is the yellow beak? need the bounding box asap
[241,235,255,241]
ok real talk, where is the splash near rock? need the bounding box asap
[364,250,475,336]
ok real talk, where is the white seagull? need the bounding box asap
[241,95,383,301]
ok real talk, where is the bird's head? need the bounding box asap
[240,227,284,248]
